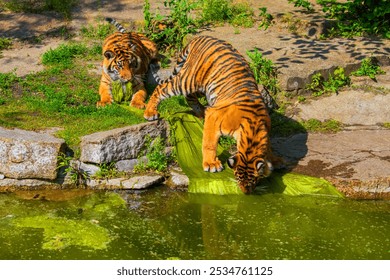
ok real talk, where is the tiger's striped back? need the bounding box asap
[144,36,283,194]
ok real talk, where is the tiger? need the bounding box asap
[144,35,283,194]
[97,18,158,109]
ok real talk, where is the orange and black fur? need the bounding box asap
[98,18,158,108]
[144,36,283,194]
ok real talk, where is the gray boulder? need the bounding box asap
[0,128,65,179]
[80,120,168,164]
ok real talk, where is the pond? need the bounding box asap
[0,187,389,260]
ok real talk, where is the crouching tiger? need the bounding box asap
[97,18,158,108]
[144,35,284,194]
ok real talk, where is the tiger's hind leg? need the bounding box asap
[202,107,223,172]
[130,82,147,109]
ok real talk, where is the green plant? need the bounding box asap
[317,0,390,38]
[0,37,12,51]
[383,123,390,129]
[247,49,279,94]
[144,0,198,51]
[199,0,255,28]
[258,7,273,30]
[288,0,314,12]
[57,153,88,186]
[352,58,385,80]
[134,136,170,172]
[93,162,122,179]
[229,2,255,28]
[81,22,113,40]
[198,0,231,23]
[306,67,350,96]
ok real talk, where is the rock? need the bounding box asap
[272,129,390,199]
[78,161,100,177]
[166,169,189,189]
[115,159,141,172]
[0,178,59,189]
[295,89,390,125]
[80,120,168,164]
[121,175,164,190]
[0,128,65,180]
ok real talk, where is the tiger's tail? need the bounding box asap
[150,49,190,85]
[106,17,126,33]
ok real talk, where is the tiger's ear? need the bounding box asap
[227,155,237,169]
[104,51,115,59]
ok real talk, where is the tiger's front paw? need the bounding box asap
[203,159,224,173]
[130,99,146,109]
[144,107,159,121]
[96,100,112,107]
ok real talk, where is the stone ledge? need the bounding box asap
[80,120,168,164]
[0,128,65,180]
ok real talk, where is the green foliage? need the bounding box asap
[134,136,170,172]
[2,0,76,19]
[199,0,255,27]
[306,67,350,96]
[0,72,19,97]
[198,0,231,23]
[288,0,314,12]
[57,153,88,186]
[258,7,273,30]
[317,0,390,38]
[247,49,279,94]
[80,22,113,40]
[383,122,390,129]
[144,0,198,51]
[93,162,122,179]
[351,58,385,80]
[218,135,236,151]
[229,2,255,28]
[42,43,88,68]
[0,37,12,51]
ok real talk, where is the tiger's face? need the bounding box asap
[103,49,141,83]
[227,154,273,194]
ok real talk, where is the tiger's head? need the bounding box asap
[102,33,142,84]
[227,153,273,194]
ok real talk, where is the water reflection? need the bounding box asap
[0,188,389,260]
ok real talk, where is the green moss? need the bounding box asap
[14,215,110,250]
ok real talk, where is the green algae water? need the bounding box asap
[0,188,389,260]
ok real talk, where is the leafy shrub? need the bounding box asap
[351,58,385,80]
[134,136,171,172]
[0,37,12,51]
[247,49,279,94]
[144,0,197,51]
[306,67,350,96]
[318,0,389,38]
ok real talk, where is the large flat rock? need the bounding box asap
[0,128,65,179]
[272,129,390,199]
[80,120,168,164]
[294,88,390,125]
